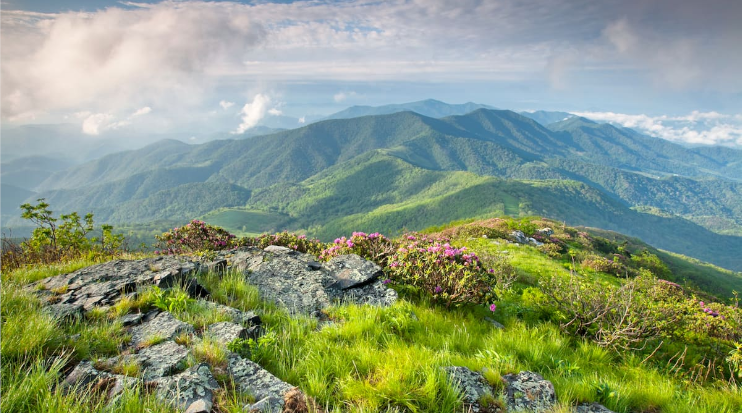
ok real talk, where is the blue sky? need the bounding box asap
[1,0,741,145]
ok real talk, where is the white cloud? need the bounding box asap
[573,110,742,146]
[132,106,152,117]
[268,108,282,116]
[81,113,114,135]
[233,94,271,134]
[298,116,306,124]
[219,100,234,110]
[333,91,358,103]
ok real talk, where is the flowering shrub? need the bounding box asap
[581,255,626,276]
[386,233,498,308]
[239,231,325,255]
[318,232,397,265]
[155,220,236,255]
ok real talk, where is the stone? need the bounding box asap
[510,231,528,244]
[45,303,84,321]
[201,259,227,275]
[206,321,249,346]
[31,257,200,315]
[246,396,285,413]
[576,403,616,413]
[102,340,189,381]
[130,312,194,348]
[484,316,505,329]
[443,366,495,413]
[324,254,383,290]
[154,363,219,413]
[185,279,210,299]
[199,301,262,327]
[501,371,556,413]
[227,354,294,407]
[120,312,144,327]
[264,245,293,253]
[536,228,554,237]
[62,360,137,400]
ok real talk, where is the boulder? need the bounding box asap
[130,311,194,348]
[102,340,189,380]
[443,366,496,413]
[501,371,556,413]
[536,228,554,237]
[199,300,262,327]
[510,231,528,244]
[324,254,383,290]
[576,402,616,413]
[153,363,219,413]
[206,321,250,346]
[62,360,137,400]
[45,303,84,321]
[228,353,297,412]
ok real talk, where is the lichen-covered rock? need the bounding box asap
[199,300,262,326]
[576,402,616,413]
[103,340,189,380]
[206,321,249,346]
[501,371,556,413]
[32,257,200,314]
[227,353,295,410]
[120,312,144,327]
[45,302,84,321]
[324,254,383,289]
[130,312,194,347]
[443,366,495,413]
[154,363,219,413]
[62,360,137,400]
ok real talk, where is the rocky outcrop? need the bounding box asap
[130,311,194,348]
[230,248,396,316]
[101,340,190,380]
[444,366,497,413]
[206,321,251,346]
[62,360,138,400]
[501,371,556,413]
[576,402,616,413]
[153,363,220,413]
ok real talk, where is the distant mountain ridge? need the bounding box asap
[7,108,741,271]
[323,99,497,120]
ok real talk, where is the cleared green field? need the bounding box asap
[201,208,292,236]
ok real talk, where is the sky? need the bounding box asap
[1,0,741,146]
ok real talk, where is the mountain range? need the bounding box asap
[2,103,740,271]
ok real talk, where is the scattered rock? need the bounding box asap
[62,360,137,400]
[32,257,199,314]
[576,402,616,413]
[484,316,505,329]
[536,228,553,237]
[501,371,556,413]
[130,312,194,348]
[264,245,293,254]
[527,237,543,247]
[510,231,528,244]
[206,322,249,346]
[45,303,84,321]
[120,313,144,327]
[228,353,296,411]
[153,363,219,413]
[324,254,383,290]
[443,366,495,413]
[103,340,190,381]
[199,300,262,327]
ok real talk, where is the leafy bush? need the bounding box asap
[155,220,236,255]
[386,233,498,308]
[318,231,397,265]
[581,255,626,276]
[239,231,325,256]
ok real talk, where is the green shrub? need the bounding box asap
[239,231,325,256]
[155,220,236,255]
[319,231,397,265]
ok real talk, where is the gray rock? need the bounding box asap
[324,254,383,289]
[244,250,396,316]
[510,231,528,244]
[527,238,544,247]
[536,228,554,237]
[264,245,293,253]
[501,371,556,413]
[484,316,505,329]
[200,259,227,275]
[62,360,137,400]
[443,366,494,413]
[102,340,189,380]
[227,354,294,406]
[120,312,144,326]
[576,403,616,413]
[206,322,249,346]
[154,363,219,413]
[45,303,83,321]
[246,396,285,413]
[130,312,194,348]
[31,257,199,315]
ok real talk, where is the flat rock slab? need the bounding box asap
[32,257,199,314]
[501,371,556,413]
[231,249,397,316]
[443,366,495,413]
[62,360,138,400]
[199,301,261,327]
[206,321,249,346]
[227,353,295,409]
[45,303,84,321]
[103,340,189,381]
[130,312,194,348]
[154,363,219,413]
